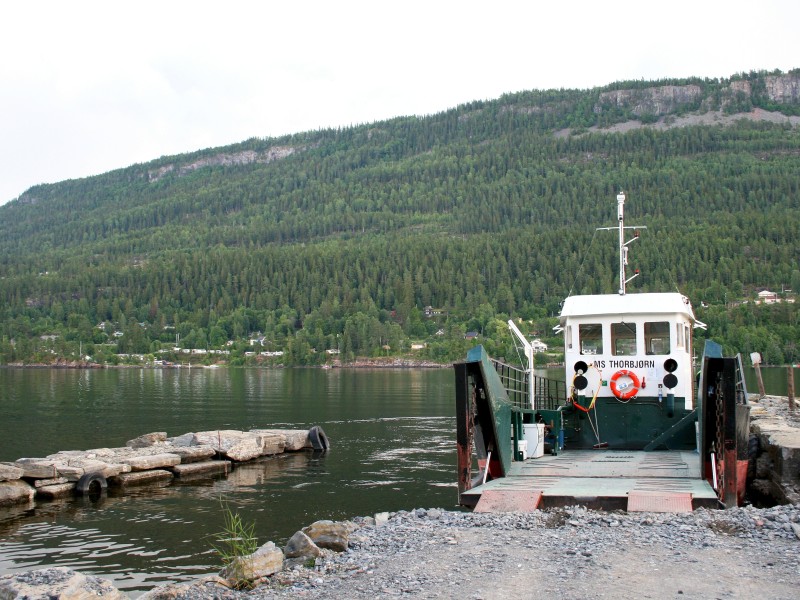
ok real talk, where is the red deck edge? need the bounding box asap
[474,489,543,513]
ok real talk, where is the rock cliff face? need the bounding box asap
[765,74,800,103]
[594,73,800,117]
[148,145,301,183]
[596,85,703,116]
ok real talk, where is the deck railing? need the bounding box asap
[490,358,567,411]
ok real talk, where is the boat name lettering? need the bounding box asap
[606,359,655,369]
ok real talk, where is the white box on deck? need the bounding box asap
[523,424,545,458]
[517,439,528,460]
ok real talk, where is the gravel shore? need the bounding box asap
[162,503,800,600]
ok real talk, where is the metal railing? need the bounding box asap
[490,358,567,411]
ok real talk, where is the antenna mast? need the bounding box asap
[597,191,645,295]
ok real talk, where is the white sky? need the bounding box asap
[1,0,798,205]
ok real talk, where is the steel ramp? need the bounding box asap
[462,450,719,512]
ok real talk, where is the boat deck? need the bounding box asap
[461,450,720,512]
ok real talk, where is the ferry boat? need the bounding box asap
[454,192,750,513]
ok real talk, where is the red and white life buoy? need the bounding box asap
[610,369,640,400]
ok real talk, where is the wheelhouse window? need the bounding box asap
[611,322,637,356]
[676,323,684,348]
[566,325,573,351]
[644,321,670,355]
[579,324,603,355]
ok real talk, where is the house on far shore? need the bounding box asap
[531,339,548,353]
[465,331,479,340]
[757,290,778,304]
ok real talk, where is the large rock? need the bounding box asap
[126,432,167,448]
[251,429,311,451]
[220,541,284,584]
[0,479,35,506]
[0,567,125,599]
[0,462,23,481]
[284,530,322,559]
[191,430,284,461]
[301,520,355,552]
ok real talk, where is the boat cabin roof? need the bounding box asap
[560,292,696,324]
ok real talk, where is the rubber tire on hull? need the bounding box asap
[308,425,330,451]
[76,472,108,496]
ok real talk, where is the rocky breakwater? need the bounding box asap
[0,426,328,508]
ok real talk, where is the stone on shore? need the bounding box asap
[220,541,284,583]
[0,479,35,506]
[0,462,23,481]
[0,567,125,600]
[139,576,236,600]
[302,520,355,552]
[126,432,168,448]
[284,530,323,560]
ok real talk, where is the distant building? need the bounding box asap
[531,339,548,353]
[758,290,778,304]
[465,331,479,340]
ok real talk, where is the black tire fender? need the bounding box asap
[76,471,108,496]
[308,425,330,451]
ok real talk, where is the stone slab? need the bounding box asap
[251,429,310,451]
[35,482,76,499]
[0,480,35,506]
[124,453,181,471]
[110,470,174,487]
[169,445,216,463]
[169,460,231,478]
[0,462,23,481]
[14,458,60,479]
[33,476,70,488]
[191,430,272,461]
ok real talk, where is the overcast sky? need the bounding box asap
[1,0,797,205]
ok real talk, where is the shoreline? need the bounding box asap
[3,504,798,599]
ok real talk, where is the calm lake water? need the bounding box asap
[0,367,458,595]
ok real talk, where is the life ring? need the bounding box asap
[610,369,641,400]
[308,425,330,451]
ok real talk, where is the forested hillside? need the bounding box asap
[1,70,798,367]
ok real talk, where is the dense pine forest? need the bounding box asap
[1,70,799,367]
